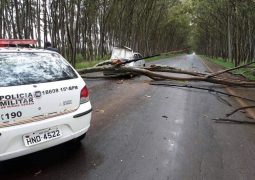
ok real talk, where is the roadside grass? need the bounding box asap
[201,55,255,81]
[75,53,111,69]
[75,60,104,69]
[75,53,185,69]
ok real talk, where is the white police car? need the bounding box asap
[0,39,92,161]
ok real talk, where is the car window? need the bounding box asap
[111,48,133,60]
[134,54,142,59]
[134,54,139,60]
[0,52,78,87]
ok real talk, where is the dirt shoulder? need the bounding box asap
[199,56,255,119]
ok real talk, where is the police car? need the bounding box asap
[0,39,92,161]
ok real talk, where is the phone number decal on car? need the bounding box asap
[60,86,78,92]
[41,88,59,95]
[41,86,78,95]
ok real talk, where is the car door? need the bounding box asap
[136,53,144,67]
[136,53,143,67]
[139,54,145,67]
[133,54,139,67]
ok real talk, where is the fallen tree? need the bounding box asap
[78,62,255,87]
[78,57,255,121]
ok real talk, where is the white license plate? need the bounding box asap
[23,127,62,147]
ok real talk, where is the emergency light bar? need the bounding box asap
[0,39,37,47]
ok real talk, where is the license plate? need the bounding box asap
[23,127,62,147]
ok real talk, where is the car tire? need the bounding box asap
[69,133,86,146]
[76,133,86,142]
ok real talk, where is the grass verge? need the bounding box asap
[75,60,104,69]
[201,55,255,81]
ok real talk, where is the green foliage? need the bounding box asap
[76,53,84,63]
[190,0,255,65]
[209,57,234,69]
[104,0,192,56]
[204,56,255,81]
[75,60,104,70]
[0,0,193,63]
[75,53,111,69]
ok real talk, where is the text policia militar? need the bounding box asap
[0,93,34,109]
[0,86,79,109]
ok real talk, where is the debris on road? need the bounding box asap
[80,53,255,123]
[78,58,255,87]
[150,83,255,103]
[203,114,209,118]
[34,170,42,177]
[162,115,168,119]
[95,109,105,113]
[212,118,255,125]
[117,80,124,84]
[226,106,255,117]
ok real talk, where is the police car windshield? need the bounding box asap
[0,52,78,87]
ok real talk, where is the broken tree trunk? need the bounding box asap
[145,65,209,77]
[79,58,255,124]
[78,65,255,87]
[94,54,160,67]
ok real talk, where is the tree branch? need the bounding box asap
[212,118,255,124]
[150,83,255,103]
[206,61,255,78]
[145,65,209,77]
[94,54,160,67]
[226,106,255,117]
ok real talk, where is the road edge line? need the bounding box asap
[199,57,255,119]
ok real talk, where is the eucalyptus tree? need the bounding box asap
[191,0,255,65]
[0,0,191,66]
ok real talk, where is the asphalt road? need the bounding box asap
[1,55,255,180]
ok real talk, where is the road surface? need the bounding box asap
[1,55,255,180]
